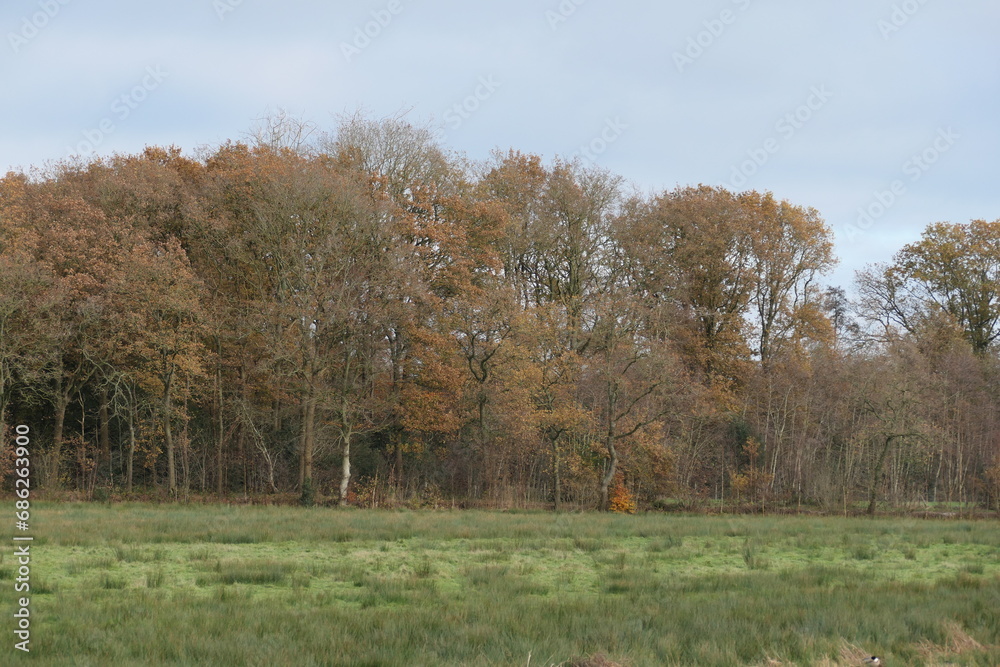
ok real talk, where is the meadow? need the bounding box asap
[5,503,1000,666]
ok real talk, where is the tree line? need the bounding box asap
[1,113,998,512]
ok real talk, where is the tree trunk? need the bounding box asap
[238,420,248,495]
[98,386,110,483]
[126,401,136,493]
[551,433,562,511]
[394,439,404,489]
[52,386,68,488]
[298,426,306,490]
[301,395,316,488]
[163,370,176,494]
[339,436,352,504]
[600,431,618,511]
[599,378,620,511]
[0,401,7,474]
[181,379,191,497]
[76,388,86,493]
[215,354,224,495]
[867,435,897,516]
[0,359,8,460]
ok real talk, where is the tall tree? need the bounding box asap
[619,185,754,385]
[740,191,836,362]
[103,237,206,494]
[0,176,52,466]
[858,219,1000,354]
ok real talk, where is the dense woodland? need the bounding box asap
[2,113,999,512]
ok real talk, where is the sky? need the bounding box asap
[2,0,998,289]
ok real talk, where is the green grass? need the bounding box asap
[19,502,1000,665]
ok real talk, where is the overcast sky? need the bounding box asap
[2,0,997,288]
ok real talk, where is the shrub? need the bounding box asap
[609,476,636,514]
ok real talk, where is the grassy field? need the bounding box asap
[5,504,1000,666]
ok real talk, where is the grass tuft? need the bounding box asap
[145,568,166,589]
[212,559,293,585]
[850,543,878,561]
[100,573,128,589]
[413,558,436,579]
[742,537,770,570]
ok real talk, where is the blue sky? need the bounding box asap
[2,0,997,288]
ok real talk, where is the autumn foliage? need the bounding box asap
[0,114,998,512]
[608,475,637,514]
